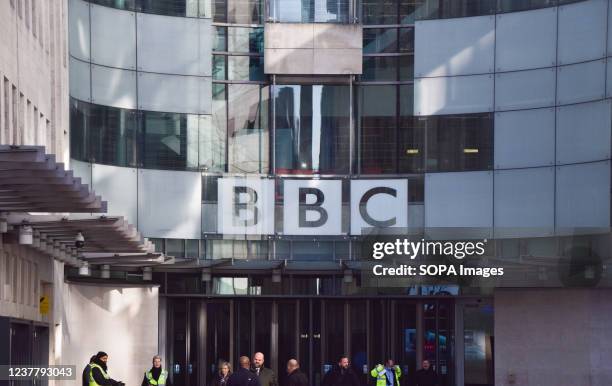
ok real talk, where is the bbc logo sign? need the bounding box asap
[217,178,408,236]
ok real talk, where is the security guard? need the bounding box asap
[142,356,172,386]
[89,351,123,386]
[370,359,401,386]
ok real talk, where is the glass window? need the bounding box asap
[362,56,397,81]
[69,99,90,162]
[214,26,227,52]
[363,28,398,54]
[270,0,350,22]
[140,111,200,170]
[416,0,496,19]
[88,0,138,11]
[399,0,420,24]
[398,28,414,52]
[359,85,397,174]
[213,55,226,80]
[292,241,334,260]
[227,56,265,81]
[362,0,398,24]
[274,85,350,174]
[138,0,199,16]
[228,84,269,173]
[204,85,228,172]
[398,117,424,173]
[425,113,493,172]
[213,0,227,21]
[166,239,186,258]
[186,239,200,257]
[228,27,264,54]
[228,0,262,24]
[399,54,414,80]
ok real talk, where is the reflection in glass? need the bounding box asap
[498,0,554,12]
[140,111,200,170]
[228,27,264,53]
[398,28,414,52]
[464,302,493,386]
[208,84,228,172]
[213,26,227,51]
[269,0,350,22]
[228,56,265,81]
[363,28,398,54]
[399,54,414,80]
[274,85,350,174]
[228,84,269,173]
[228,0,262,23]
[415,0,496,19]
[213,55,226,80]
[362,0,398,24]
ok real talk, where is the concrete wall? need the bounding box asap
[60,283,159,386]
[495,288,612,386]
[264,23,362,74]
[0,0,69,162]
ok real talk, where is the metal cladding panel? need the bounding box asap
[415,75,494,115]
[91,64,137,109]
[69,0,90,61]
[495,7,557,72]
[557,0,607,65]
[556,161,611,229]
[495,68,556,111]
[494,168,555,234]
[138,169,202,239]
[138,72,210,114]
[90,4,136,69]
[136,12,203,76]
[92,164,138,224]
[69,57,91,102]
[556,100,612,165]
[415,15,495,77]
[556,59,606,105]
[425,171,493,228]
[494,108,555,169]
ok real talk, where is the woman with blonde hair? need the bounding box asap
[211,361,233,386]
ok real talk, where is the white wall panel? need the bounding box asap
[137,13,201,76]
[90,4,136,69]
[556,100,612,165]
[415,15,494,77]
[69,0,90,61]
[494,168,554,235]
[557,0,607,65]
[557,59,606,105]
[92,164,138,224]
[69,159,92,188]
[495,68,556,111]
[495,7,557,72]
[69,57,91,102]
[494,108,555,169]
[91,65,137,109]
[556,161,610,229]
[138,169,202,239]
[425,171,493,228]
[199,19,213,76]
[414,75,493,116]
[138,73,210,114]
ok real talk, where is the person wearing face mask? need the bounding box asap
[142,355,171,386]
[88,351,124,386]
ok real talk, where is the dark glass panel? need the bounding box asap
[398,117,424,173]
[140,110,199,170]
[274,85,350,174]
[227,56,265,81]
[399,0,421,23]
[498,0,555,12]
[399,54,414,80]
[213,26,227,51]
[88,0,138,11]
[363,28,398,54]
[425,113,493,172]
[362,56,397,81]
[213,55,226,80]
[362,0,397,24]
[398,27,414,52]
[416,0,496,19]
[88,103,138,167]
[360,85,397,174]
[138,0,195,16]
[227,27,264,53]
[213,0,227,21]
[69,99,89,162]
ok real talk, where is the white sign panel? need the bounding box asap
[217,177,275,235]
[283,179,343,235]
[350,179,408,235]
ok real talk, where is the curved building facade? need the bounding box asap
[67,0,612,385]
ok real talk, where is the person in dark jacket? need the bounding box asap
[141,355,172,386]
[252,352,277,386]
[414,360,438,386]
[322,357,361,386]
[211,361,233,386]
[89,351,124,386]
[286,359,308,386]
[83,355,97,386]
[229,357,261,386]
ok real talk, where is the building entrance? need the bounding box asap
[164,297,486,386]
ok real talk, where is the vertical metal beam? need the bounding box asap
[416,301,423,366]
[344,302,350,358]
[201,301,208,386]
[271,301,279,376]
[229,299,235,364]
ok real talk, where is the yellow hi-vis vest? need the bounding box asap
[146,370,168,386]
[89,363,109,386]
[370,365,401,386]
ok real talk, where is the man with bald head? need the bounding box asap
[228,357,261,386]
[251,352,277,386]
[286,359,308,386]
